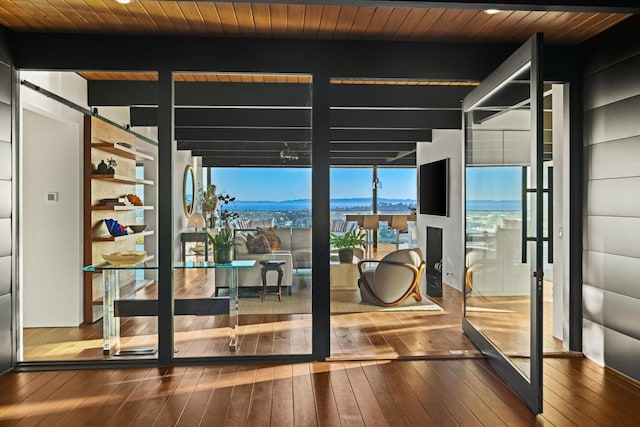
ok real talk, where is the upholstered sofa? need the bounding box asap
[215,220,311,290]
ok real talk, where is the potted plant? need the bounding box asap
[209,226,235,264]
[330,229,366,263]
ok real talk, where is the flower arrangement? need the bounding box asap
[198,184,238,226]
[217,192,238,222]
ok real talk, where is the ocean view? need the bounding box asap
[226,198,521,240]
[229,198,519,213]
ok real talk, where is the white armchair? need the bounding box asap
[357,248,425,307]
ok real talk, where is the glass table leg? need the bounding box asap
[229,267,238,351]
[102,269,120,355]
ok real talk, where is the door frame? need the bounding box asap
[461,33,544,414]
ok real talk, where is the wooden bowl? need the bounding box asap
[102,251,147,266]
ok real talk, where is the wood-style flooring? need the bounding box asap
[10,244,640,424]
[22,243,567,361]
[2,357,640,426]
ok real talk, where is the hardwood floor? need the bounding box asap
[10,244,640,423]
[22,243,568,361]
[2,357,640,426]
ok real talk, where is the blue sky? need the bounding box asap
[210,166,519,201]
[211,167,417,201]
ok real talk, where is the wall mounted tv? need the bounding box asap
[419,158,449,216]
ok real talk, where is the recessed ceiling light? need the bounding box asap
[116,0,132,4]
[484,9,501,15]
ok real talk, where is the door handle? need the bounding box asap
[547,166,553,263]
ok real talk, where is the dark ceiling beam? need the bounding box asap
[330,157,415,166]
[200,157,416,168]
[179,141,413,152]
[331,129,432,142]
[131,106,459,129]
[331,84,472,108]
[330,109,461,129]
[92,81,474,109]
[175,128,311,142]
[201,157,310,167]
[330,142,415,151]
[90,81,311,107]
[189,0,640,13]
[177,141,309,151]
[190,150,308,157]
[131,107,311,127]
[12,33,516,82]
[175,128,431,142]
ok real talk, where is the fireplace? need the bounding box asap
[426,226,443,297]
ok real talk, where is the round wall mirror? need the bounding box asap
[183,165,195,218]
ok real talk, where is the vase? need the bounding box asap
[338,249,354,264]
[206,213,217,229]
[214,245,234,264]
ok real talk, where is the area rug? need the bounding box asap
[237,287,442,315]
[330,290,443,313]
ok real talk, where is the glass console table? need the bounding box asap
[83,259,256,355]
[174,260,255,351]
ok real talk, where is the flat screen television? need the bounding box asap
[419,158,449,216]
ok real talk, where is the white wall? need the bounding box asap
[416,130,464,291]
[20,71,87,327]
[19,72,156,327]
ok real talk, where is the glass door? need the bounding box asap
[462,34,544,414]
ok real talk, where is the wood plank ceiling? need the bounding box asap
[2,1,632,167]
[0,1,630,44]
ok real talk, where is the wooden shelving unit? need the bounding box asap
[91,174,154,186]
[91,205,154,211]
[92,230,154,242]
[91,140,154,161]
[83,115,157,323]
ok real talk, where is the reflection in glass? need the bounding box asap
[464,63,533,379]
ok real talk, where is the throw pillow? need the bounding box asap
[246,233,272,254]
[257,226,281,250]
[234,235,249,255]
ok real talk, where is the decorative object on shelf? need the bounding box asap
[183,165,195,218]
[106,157,118,174]
[96,159,109,174]
[128,224,147,233]
[210,226,235,264]
[126,193,142,206]
[101,250,147,266]
[104,218,128,237]
[330,229,366,263]
[187,212,206,231]
[99,197,131,207]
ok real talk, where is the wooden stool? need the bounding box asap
[260,260,286,302]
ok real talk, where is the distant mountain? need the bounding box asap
[231,197,416,211]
